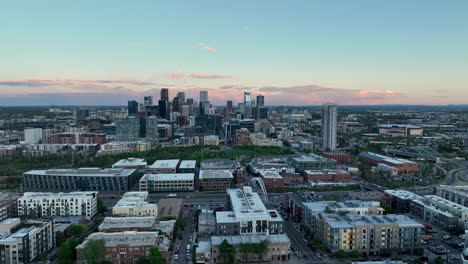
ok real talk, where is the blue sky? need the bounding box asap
[1,0,467,105]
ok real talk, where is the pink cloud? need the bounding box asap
[190,73,234,79]
[167,70,186,80]
[197,42,217,52]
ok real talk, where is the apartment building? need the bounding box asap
[410,195,468,231]
[316,214,423,255]
[112,192,157,217]
[22,168,139,191]
[139,173,195,192]
[383,190,422,212]
[199,170,233,191]
[216,187,284,236]
[76,231,171,264]
[99,217,176,236]
[303,201,384,230]
[435,185,468,207]
[0,218,55,264]
[0,193,20,222]
[17,191,98,220]
[178,160,196,173]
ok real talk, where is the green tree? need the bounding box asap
[219,239,236,264]
[381,204,395,214]
[148,247,165,264]
[58,237,81,264]
[335,250,347,258]
[97,199,107,214]
[80,239,106,264]
[434,256,444,264]
[68,224,86,237]
[324,206,333,213]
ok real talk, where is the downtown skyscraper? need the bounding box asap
[321,103,337,151]
[243,92,252,119]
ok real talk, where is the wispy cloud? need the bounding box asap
[190,73,234,79]
[166,70,234,80]
[0,78,155,87]
[197,42,217,52]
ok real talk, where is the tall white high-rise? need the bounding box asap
[243,92,252,119]
[200,91,208,102]
[321,103,337,150]
[24,128,43,144]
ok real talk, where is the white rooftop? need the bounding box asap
[199,170,233,180]
[112,158,147,167]
[259,171,283,179]
[76,231,166,249]
[141,173,195,181]
[19,191,98,199]
[149,159,180,169]
[384,190,422,200]
[24,168,136,177]
[179,160,196,169]
[212,234,290,245]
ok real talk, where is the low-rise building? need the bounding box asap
[203,135,220,146]
[76,231,171,264]
[98,217,176,236]
[250,156,295,174]
[22,168,139,191]
[198,209,216,236]
[0,218,55,264]
[17,191,98,220]
[378,124,423,137]
[195,240,212,263]
[291,154,336,171]
[148,159,180,173]
[201,159,239,171]
[112,192,157,217]
[112,158,148,169]
[316,214,423,255]
[178,160,196,173]
[157,198,184,219]
[211,234,291,262]
[259,171,284,189]
[324,152,350,164]
[359,152,419,175]
[199,170,233,191]
[216,187,284,236]
[303,169,351,182]
[139,173,195,192]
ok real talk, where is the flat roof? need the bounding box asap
[149,159,180,169]
[24,168,136,177]
[304,169,348,175]
[113,158,147,167]
[292,154,334,163]
[99,217,155,230]
[259,171,283,179]
[179,160,197,169]
[384,190,422,200]
[19,192,97,199]
[303,201,382,212]
[212,234,290,245]
[141,173,195,181]
[199,170,233,180]
[379,124,421,129]
[326,214,423,229]
[76,231,164,249]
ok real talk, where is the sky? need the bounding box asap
[1,0,467,106]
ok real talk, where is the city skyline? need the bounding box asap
[1,0,467,106]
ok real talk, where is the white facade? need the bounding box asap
[321,103,337,151]
[112,158,148,169]
[17,192,98,220]
[24,128,43,144]
[0,218,55,264]
[139,173,195,192]
[203,135,220,146]
[112,192,158,217]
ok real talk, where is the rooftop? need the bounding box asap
[384,190,422,200]
[360,152,416,164]
[303,200,382,212]
[304,169,348,175]
[179,160,196,169]
[99,217,155,230]
[292,154,334,163]
[212,234,290,245]
[326,214,423,229]
[259,171,283,179]
[112,158,147,167]
[149,159,180,169]
[199,170,233,180]
[24,168,136,177]
[140,173,195,181]
[19,191,97,199]
[378,124,422,129]
[76,231,168,249]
